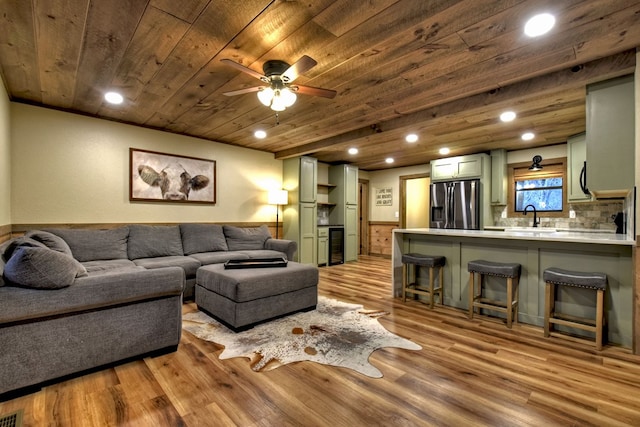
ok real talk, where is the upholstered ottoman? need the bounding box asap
[195,262,318,331]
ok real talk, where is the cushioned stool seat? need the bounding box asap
[402,253,445,308]
[468,260,521,328]
[543,267,607,350]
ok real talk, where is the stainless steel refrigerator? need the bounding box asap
[430,179,480,229]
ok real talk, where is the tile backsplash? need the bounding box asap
[491,200,624,231]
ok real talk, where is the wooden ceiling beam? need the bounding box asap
[274,50,635,160]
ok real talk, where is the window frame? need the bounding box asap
[507,157,568,219]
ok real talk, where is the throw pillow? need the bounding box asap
[223,225,271,251]
[180,223,228,255]
[2,237,48,262]
[3,246,86,289]
[45,227,129,262]
[127,225,184,259]
[25,230,73,256]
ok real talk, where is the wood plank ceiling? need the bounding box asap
[0,0,638,171]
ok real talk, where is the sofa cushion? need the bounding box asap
[46,227,129,262]
[132,255,201,278]
[24,230,73,256]
[0,266,185,324]
[128,225,184,260]
[188,251,249,266]
[223,225,271,251]
[3,246,86,289]
[82,259,138,274]
[180,223,228,255]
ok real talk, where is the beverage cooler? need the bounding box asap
[328,227,344,265]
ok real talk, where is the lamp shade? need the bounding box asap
[268,189,288,205]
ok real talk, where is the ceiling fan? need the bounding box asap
[221,55,337,111]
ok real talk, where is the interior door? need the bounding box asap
[406,177,430,228]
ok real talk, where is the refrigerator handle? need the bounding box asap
[445,184,453,228]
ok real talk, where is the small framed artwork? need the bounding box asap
[129,148,216,204]
[375,187,393,206]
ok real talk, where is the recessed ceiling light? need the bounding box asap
[348,147,358,155]
[524,13,555,37]
[439,147,450,155]
[405,134,418,143]
[254,130,267,139]
[104,91,123,105]
[521,132,535,141]
[500,111,516,122]
[385,157,394,164]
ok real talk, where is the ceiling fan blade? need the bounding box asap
[220,59,266,81]
[294,85,337,99]
[222,86,263,96]
[282,55,317,83]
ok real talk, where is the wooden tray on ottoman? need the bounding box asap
[224,257,288,269]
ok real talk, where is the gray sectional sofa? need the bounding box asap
[0,223,296,397]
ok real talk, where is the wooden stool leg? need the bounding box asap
[438,265,444,304]
[428,267,435,308]
[506,277,513,329]
[468,272,475,319]
[513,276,519,325]
[402,263,408,302]
[544,282,554,337]
[596,289,604,351]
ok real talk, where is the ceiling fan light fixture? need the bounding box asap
[257,87,274,106]
[257,86,296,111]
[270,92,287,111]
[280,87,297,107]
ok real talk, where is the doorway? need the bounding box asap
[358,178,369,255]
[399,173,430,229]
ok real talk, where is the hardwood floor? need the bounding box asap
[3,255,640,426]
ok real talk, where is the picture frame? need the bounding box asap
[129,148,216,204]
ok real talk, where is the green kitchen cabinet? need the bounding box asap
[317,226,328,266]
[567,133,591,202]
[586,75,635,198]
[329,164,359,262]
[431,153,488,181]
[283,156,318,264]
[490,149,507,205]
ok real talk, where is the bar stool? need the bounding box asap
[402,253,445,308]
[543,267,607,350]
[468,260,521,328]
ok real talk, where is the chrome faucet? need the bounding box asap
[523,204,540,227]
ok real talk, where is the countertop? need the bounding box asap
[393,227,636,246]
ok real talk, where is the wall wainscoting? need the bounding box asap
[368,221,399,257]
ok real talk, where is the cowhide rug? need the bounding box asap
[182,296,421,378]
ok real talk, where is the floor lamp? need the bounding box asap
[268,189,288,239]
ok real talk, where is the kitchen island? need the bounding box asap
[392,228,635,347]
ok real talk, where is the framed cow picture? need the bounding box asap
[129,148,216,204]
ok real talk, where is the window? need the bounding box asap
[508,158,567,218]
